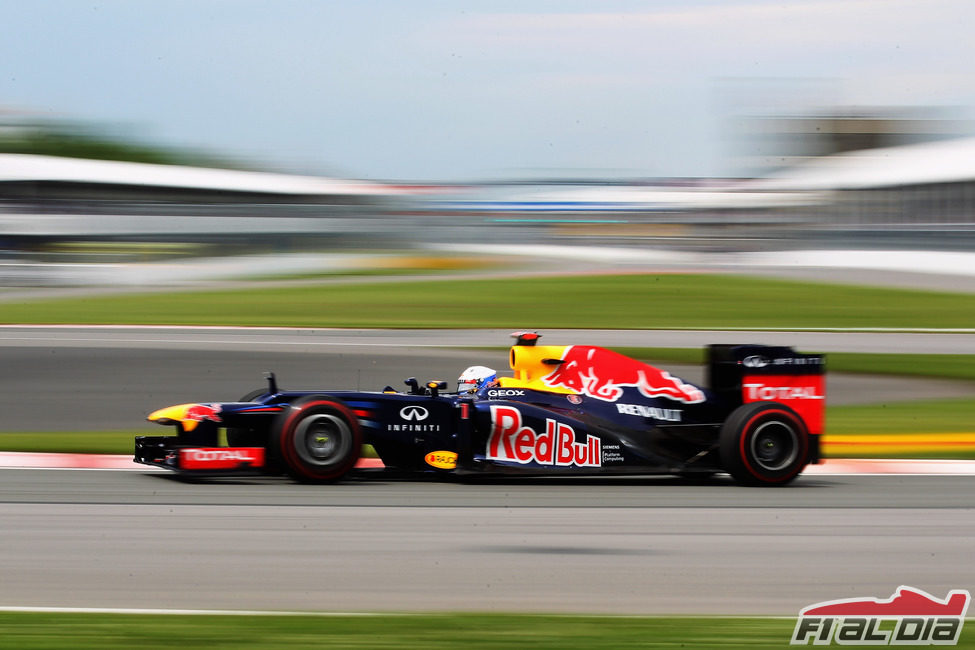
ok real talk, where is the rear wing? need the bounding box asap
[708,345,825,435]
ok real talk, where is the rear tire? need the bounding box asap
[719,401,809,486]
[271,396,361,483]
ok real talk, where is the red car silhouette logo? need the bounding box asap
[792,586,970,645]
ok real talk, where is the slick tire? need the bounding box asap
[238,388,268,402]
[719,401,809,486]
[226,388,269,448]
[271,396,361,483]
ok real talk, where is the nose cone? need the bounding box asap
[148,403,192,424]
[147,403,221,432]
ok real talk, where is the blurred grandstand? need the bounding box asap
[2,109,975,285]
[415,134,975,253]
[415,108,975,252]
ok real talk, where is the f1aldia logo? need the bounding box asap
[791,586,970,645]
[399,406,429,421]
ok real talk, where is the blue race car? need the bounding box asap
[135,332,825,485]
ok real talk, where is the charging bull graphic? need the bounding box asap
[146,403,224,432]
[542,346,706,404]
[184,403,223,425]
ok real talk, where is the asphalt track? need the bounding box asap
[0,468,973,615]
[1,326,973,430]
[1,326,973,615]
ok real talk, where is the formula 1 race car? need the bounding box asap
[135,332,825,486]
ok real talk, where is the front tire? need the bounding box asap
[719,401,809,486]
[271,396,361,483]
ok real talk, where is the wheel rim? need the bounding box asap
[293,413,352,468]
[749,420,799,472]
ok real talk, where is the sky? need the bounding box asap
[3,0,975,181]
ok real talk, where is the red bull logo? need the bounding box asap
[147,403,224,432]
[487,405,601,468]
[542,346,705,404]
[183,403,223,425]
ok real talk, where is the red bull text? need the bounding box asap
[487,405,601,467]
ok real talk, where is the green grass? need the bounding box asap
[4,396,974,457]
[0,432,142,455]
[827,398,975,436]
[3,274,975,329]
[828,353,975,382]
[626,349,975,383]
[0,612,827,649]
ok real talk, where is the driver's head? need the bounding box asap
[457,365,497,393]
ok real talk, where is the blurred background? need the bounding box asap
[2,1,975,285]
[4,4,975,633]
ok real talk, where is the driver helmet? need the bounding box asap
[457,365,497,393]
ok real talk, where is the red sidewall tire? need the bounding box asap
[272,397,361,483]
[720,401,809,486]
